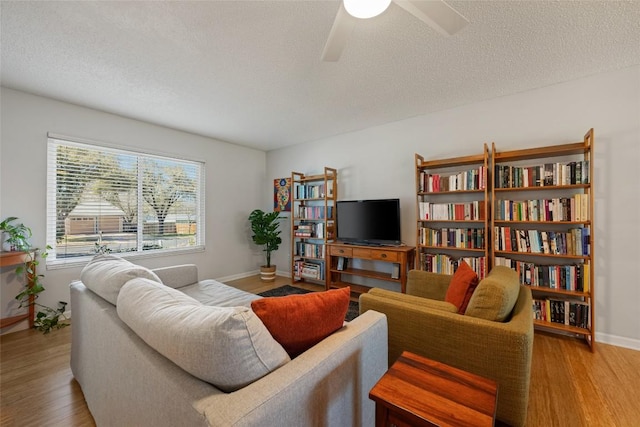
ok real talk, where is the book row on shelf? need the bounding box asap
[293,242,325,259]
[293,260,324,281]
[294,183,332,199]
[419,227,485,249]
[293,222,330,239]
[295,206,333,220]
[533,298,589,329]
[494,160,589,189]
[494,195,589,222]
[418,253,487,280]
[494,257,590,292]
[418,165,487,192]
[494,226,590,256]
[418,200,486,221]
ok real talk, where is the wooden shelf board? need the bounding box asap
[418,189,485,195]
[494,141,588,161]
[494,184,590,192]
[0,251,30,267]
[420,245,486,253]
[418,219,485,224]
[494,250,589,260]
[330,267,399,283]
[0,313,29,328]
[534,319,591,336]
[293,276,325,285]
[527,286,590,298]
[493,220,591,225]
[418,153,486,169]
[295,173,329,182]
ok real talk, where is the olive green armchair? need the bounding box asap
[359,266,533,427]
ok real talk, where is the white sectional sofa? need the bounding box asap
[70,257,388,427]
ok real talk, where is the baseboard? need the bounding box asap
[276,269,289,278]
[596,332,640,351]
[215,270,261,283]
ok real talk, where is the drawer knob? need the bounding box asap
[381,253,387,258]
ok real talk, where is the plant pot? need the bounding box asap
[260,265,277,282]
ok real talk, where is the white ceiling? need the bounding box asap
[2,1,640,151]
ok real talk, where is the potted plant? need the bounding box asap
[1,216,68,334]
[248,209,282,281]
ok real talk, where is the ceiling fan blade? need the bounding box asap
[321,3,358,62]
[393,0,469,36]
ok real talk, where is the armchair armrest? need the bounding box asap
[406,270,452,300]
[366,288,457,313]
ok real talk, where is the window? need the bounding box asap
[46,136,205,266]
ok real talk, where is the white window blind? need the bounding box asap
[46,137,205,266]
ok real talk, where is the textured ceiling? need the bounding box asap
[2,1,640,151]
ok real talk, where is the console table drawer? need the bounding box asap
[369,250,400,262]
[330,246,353,257]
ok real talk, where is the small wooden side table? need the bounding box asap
[0,251,35,329]
[369,351,498,427]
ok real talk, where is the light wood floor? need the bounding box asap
[2,275,639,426]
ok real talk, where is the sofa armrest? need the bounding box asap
[152,264,198,288]
[194,310,389,427]
[359,286,533,427]
[406,270,452,300]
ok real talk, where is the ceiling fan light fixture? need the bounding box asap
[343,0,391,19]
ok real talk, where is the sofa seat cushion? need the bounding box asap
[180,279,260,308]
[464,266,520,322]
[251,287,350,358]
[80,254,161,305]
[117,278,290,392]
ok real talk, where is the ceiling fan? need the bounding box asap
[322,0,469,62]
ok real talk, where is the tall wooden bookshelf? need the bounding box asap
[290,167,337,287]
[415,145,490,279]
[491,129,595,350]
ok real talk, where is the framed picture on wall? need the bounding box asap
[274,178,291,212]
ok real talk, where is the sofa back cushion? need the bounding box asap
[80,254,161,305]
[464,266,520,322]
[117,278,290,392]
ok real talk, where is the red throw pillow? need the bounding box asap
[251,287,350,358]
[444,260,479,314]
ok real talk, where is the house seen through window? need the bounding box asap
[46,136,204,264]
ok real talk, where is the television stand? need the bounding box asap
[342,241,383,247]
[326,242,416,294]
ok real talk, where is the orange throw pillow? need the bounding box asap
[251,287,350,358]
[444,260,479,314]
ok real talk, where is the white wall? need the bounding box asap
[267,65,640,349]
[0,88,268,333]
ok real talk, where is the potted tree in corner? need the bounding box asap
[248,209,282,281]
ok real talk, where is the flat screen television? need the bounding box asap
[336,199,401,246]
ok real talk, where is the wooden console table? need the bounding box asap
[326,243,415,294]
[0,251,35,329]
[369,351,498,427]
